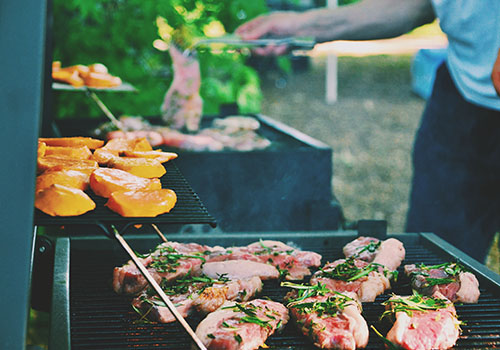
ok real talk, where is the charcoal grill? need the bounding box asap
[50,231,500,349]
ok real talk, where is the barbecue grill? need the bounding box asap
[50,231,500,349]
[3,2,500,349]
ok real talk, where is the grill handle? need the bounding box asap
[110,226,207,350]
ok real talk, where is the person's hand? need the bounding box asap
[235,12,303,56]
[491,48,500,96]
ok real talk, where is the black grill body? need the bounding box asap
[50,231,500,349]
[55,114,343,233]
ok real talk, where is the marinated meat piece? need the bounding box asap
[383,292,460,350]
[38,136,104,149]
[106,129,164,148]
[161,45,203,132]
[132,275,263,323]
[38,141,46,158]
[122,150,178,163]
[284,284,369,349]
[44,145,92,160]
[92,148,119,166]
[106,188,177,217]
[101,137,153,153]
[36,169,90,193]
[108,156,166,178]
[310,258,393,302]
[207,240,322,280]
[195,299,289,350]
[37,156,98,175]
[35,184,96,216]
[202,261,279,281]
[404,262,480,303]
[112,242,213,295]
[90,167,161,198]
[343,236,405,271]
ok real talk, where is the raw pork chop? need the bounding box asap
[112,241,213,294]
[195,299,289,350]
[405,262,480,303]
[343,236,405,271]
[310,258,393,302]
[132,274,262,323]
[284,284,369,350]
[383,292,461,350]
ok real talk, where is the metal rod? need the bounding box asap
[112,227,207,350]
[151,224,168,243]
[85,88,122,130]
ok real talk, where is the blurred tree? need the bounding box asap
[52,0,268,121]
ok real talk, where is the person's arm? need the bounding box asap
[236,0,435,43]
[492,48,500,96]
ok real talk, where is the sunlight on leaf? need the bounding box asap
[203,20,226,38]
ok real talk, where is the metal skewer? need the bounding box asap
[84,91,171,245]
[151,223,168,242]
[111,226,207,350]
[85,87,123,130]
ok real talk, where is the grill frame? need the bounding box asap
[50,231,500,349]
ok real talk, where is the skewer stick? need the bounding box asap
[151,224,168,242]
[85,88,123,130]
[112,226,207,350]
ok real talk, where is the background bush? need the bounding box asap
[52,0,269,120]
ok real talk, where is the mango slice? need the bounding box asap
[35,184,96,216]
[90,167,161,198]
[36,169,90,193]
[38,137,104,150]
[108,157,166,178]
[106,189,177,217]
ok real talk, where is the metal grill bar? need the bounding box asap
[66,235,500,349]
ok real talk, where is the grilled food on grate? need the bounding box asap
[113,242,216,295]
[195,299,289,350]
[34,184,96,216]
[310,258,395,302]
[404,262,480,303]
[202,260,280,281]
[206,240,322,281]
[284,283,369,350]
[343,236,405,271]
[382,291,461,350]
[132,275,263,323]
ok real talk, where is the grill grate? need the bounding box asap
[34,161,216,228]
[69,239,500,349]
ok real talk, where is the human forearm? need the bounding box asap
[237,0,435,43]
[295,0,435,42]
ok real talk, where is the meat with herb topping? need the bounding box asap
[283,283,369,349]
[112,241,214,294]
[207,240,322,280]
[195,299,289,350]
[132,274,263,323]
[382,292,461,350]
[310,258,395,302]
[343,236,405,271]
[404,262,480,303]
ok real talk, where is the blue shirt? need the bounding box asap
[431,0,500,110]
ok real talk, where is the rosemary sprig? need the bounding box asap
[282,282,355,316]
[410,262,466,287]
[317,258,395,282]
[381,291,449,319]
[370,325,404,350]
[353,240,381,258]
[221,303,273,329]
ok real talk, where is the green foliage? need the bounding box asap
[52,0,268,120]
